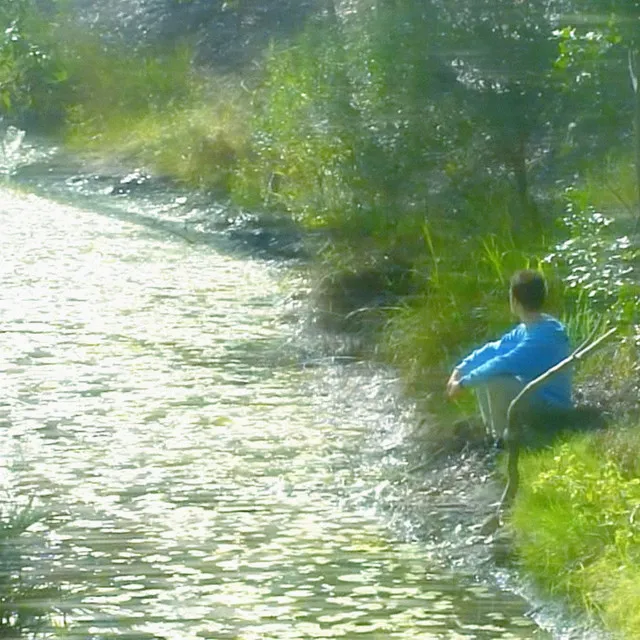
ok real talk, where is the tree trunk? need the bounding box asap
[508,134,542,235]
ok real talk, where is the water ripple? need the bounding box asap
[0,189,545,639]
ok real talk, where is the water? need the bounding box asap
[0,125,26,177]
[0,178,555,638]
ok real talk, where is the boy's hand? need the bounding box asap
[446,369,463,398]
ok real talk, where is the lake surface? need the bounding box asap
[0,177,551,639]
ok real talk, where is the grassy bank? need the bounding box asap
[61,41,253,192]
[2,1,640,637]
[512,423,640,636]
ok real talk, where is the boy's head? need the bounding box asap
[509,269,547,312]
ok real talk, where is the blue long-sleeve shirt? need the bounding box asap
[455,314,572,408]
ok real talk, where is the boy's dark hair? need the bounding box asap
[510,269,547,311]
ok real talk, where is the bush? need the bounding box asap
[0,2,69,128]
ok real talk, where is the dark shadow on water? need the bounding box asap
[9,148,308,262]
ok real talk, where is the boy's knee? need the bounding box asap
[483,376,523,393]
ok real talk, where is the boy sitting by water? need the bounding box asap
[446,269,572,445]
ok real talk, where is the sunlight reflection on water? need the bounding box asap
[0,189,547,639]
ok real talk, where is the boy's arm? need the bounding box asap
[456,326,521,376]
[459,333,541,387]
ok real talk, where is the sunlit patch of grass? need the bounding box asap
[59,32,196,123]
[596,564,640,637]
[512,429,640,638]
[580,154,638,224]
[59,31,251,191]
[68,95,250,192]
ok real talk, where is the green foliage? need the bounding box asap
[232,3,528,238]
[233,23,362,227]
[226,0,640,276]
[513,433,640,636]
[543,186,639,343]
[63,39,198,139]
[0,1,68,127]
[232,0,617,250]
[552,22,630,144]
[580,154,639,215]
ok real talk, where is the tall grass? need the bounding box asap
[67,80,251,192]
[381,230,545,390]
[62,39,196,125]
[58,33,252,191]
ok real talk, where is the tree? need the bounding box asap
[554,2,640,227]
[433,0,565,233]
